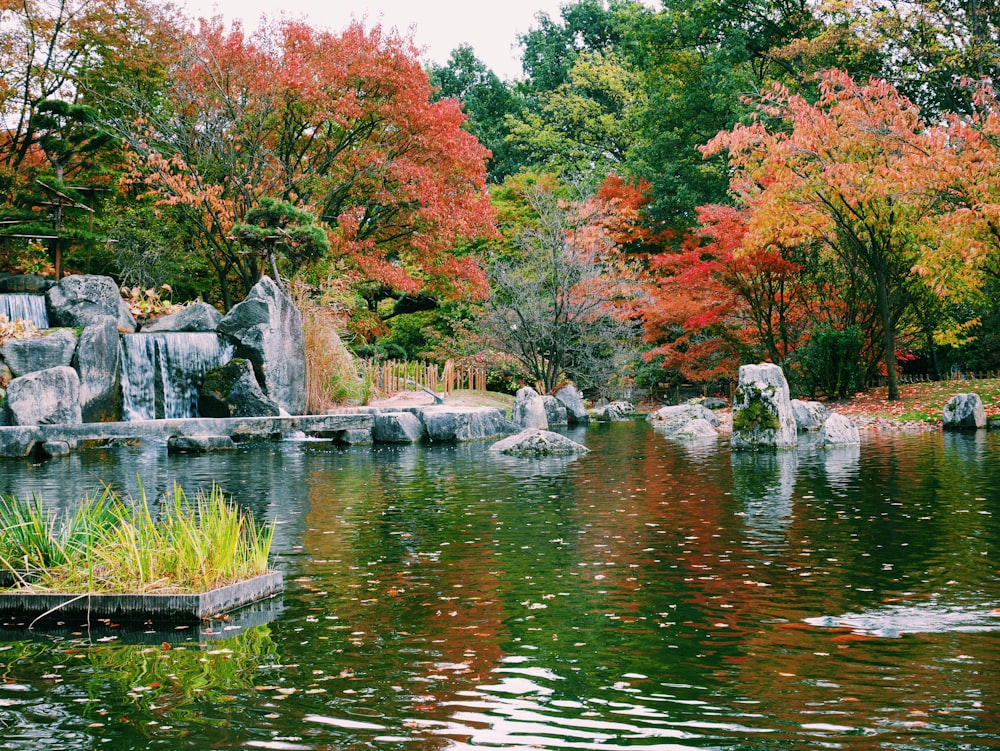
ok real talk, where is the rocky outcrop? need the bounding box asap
[554,384,589,425]
[512,386,549,429]
[372,412,425,443]
[731,363,797,450]
[0,328,77,376]
[489,428,590,456]
[816,412,861,447]
[198,359,281,418]
[46,274,136,332]
[218,276,305,415]
[4,366,82,426]
[791,399,830,432]
[541,395,568,426]
[142,301,222,333]
[943,393,987,430]
[74,317,121,422]
[593,400,635,422]
[419,406,515,442]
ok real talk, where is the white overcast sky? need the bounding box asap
[178,1,585,81]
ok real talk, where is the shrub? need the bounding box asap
[794,324,865,399]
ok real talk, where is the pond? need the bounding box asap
[1,421,998,750]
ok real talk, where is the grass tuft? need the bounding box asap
[0,485,275,594]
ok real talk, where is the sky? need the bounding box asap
[178,0,577,81]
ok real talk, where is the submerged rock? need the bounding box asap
[489,428,589,456]
[943,393,986,430]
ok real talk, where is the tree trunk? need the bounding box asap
[875,270,899,400]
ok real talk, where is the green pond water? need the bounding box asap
[1,421,998,750]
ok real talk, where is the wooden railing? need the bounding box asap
[366,359,487,395]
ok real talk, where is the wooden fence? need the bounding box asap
[366,359,487,396]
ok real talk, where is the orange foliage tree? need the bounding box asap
[702,70,953,400]
[118,17,496,312]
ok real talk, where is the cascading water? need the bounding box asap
[119,332,234,420]
[0,293,49,329]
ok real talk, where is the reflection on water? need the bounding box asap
[1,422,998,750]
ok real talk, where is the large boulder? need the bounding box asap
[0,329,77,376]
[791,399,830,432]
[671,417,719,441]
[73,316,121,422]
[541,395,568,427]
[512,386,548,429]
[372,411,425,443]
[420,406,516,442]
[943,393,987,430]
[4,366,82,425]
[731,363,797,450]
[593,400,635,422]
[554,384,589,425]
[198,359,281,418]
[141,301,222,333]
[46,274,136,332]
[816,412,861,447]
[489,428,590,456]
[217,276,306,415]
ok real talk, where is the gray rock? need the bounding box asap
[700,397,729,410]
[167,435,237,454]
[731,363,797,450]
[46,274,136,332]
[199,359,281,418]
[490,428,590,456]
[816,412,861,447]
[554,384,589,425]
[791,399,830,432]
[218,276,306,415]
[372,411,425,443]
[0,329,77,377]
[0,274,53,293]
[648,403,720,431]
[40,440,71,457]
[943,393,987,430]
[142,301,223,333]
[74,316,121,422]
[593,400,635,422]
[420,406,517,442]
[541,395,568,426]
[335,428,374,445]
[5,366,82,425]
[0,426,42,457]
[512,386,549,429]
[669,416,719,441]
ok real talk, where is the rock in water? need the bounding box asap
[731,363,797,450]
[816,412,861,447]
[489,428,589,456]
[218,276,306,415]
[943,393,986,430]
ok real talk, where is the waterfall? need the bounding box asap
[120,332,234,420]
[0,294,49,329]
